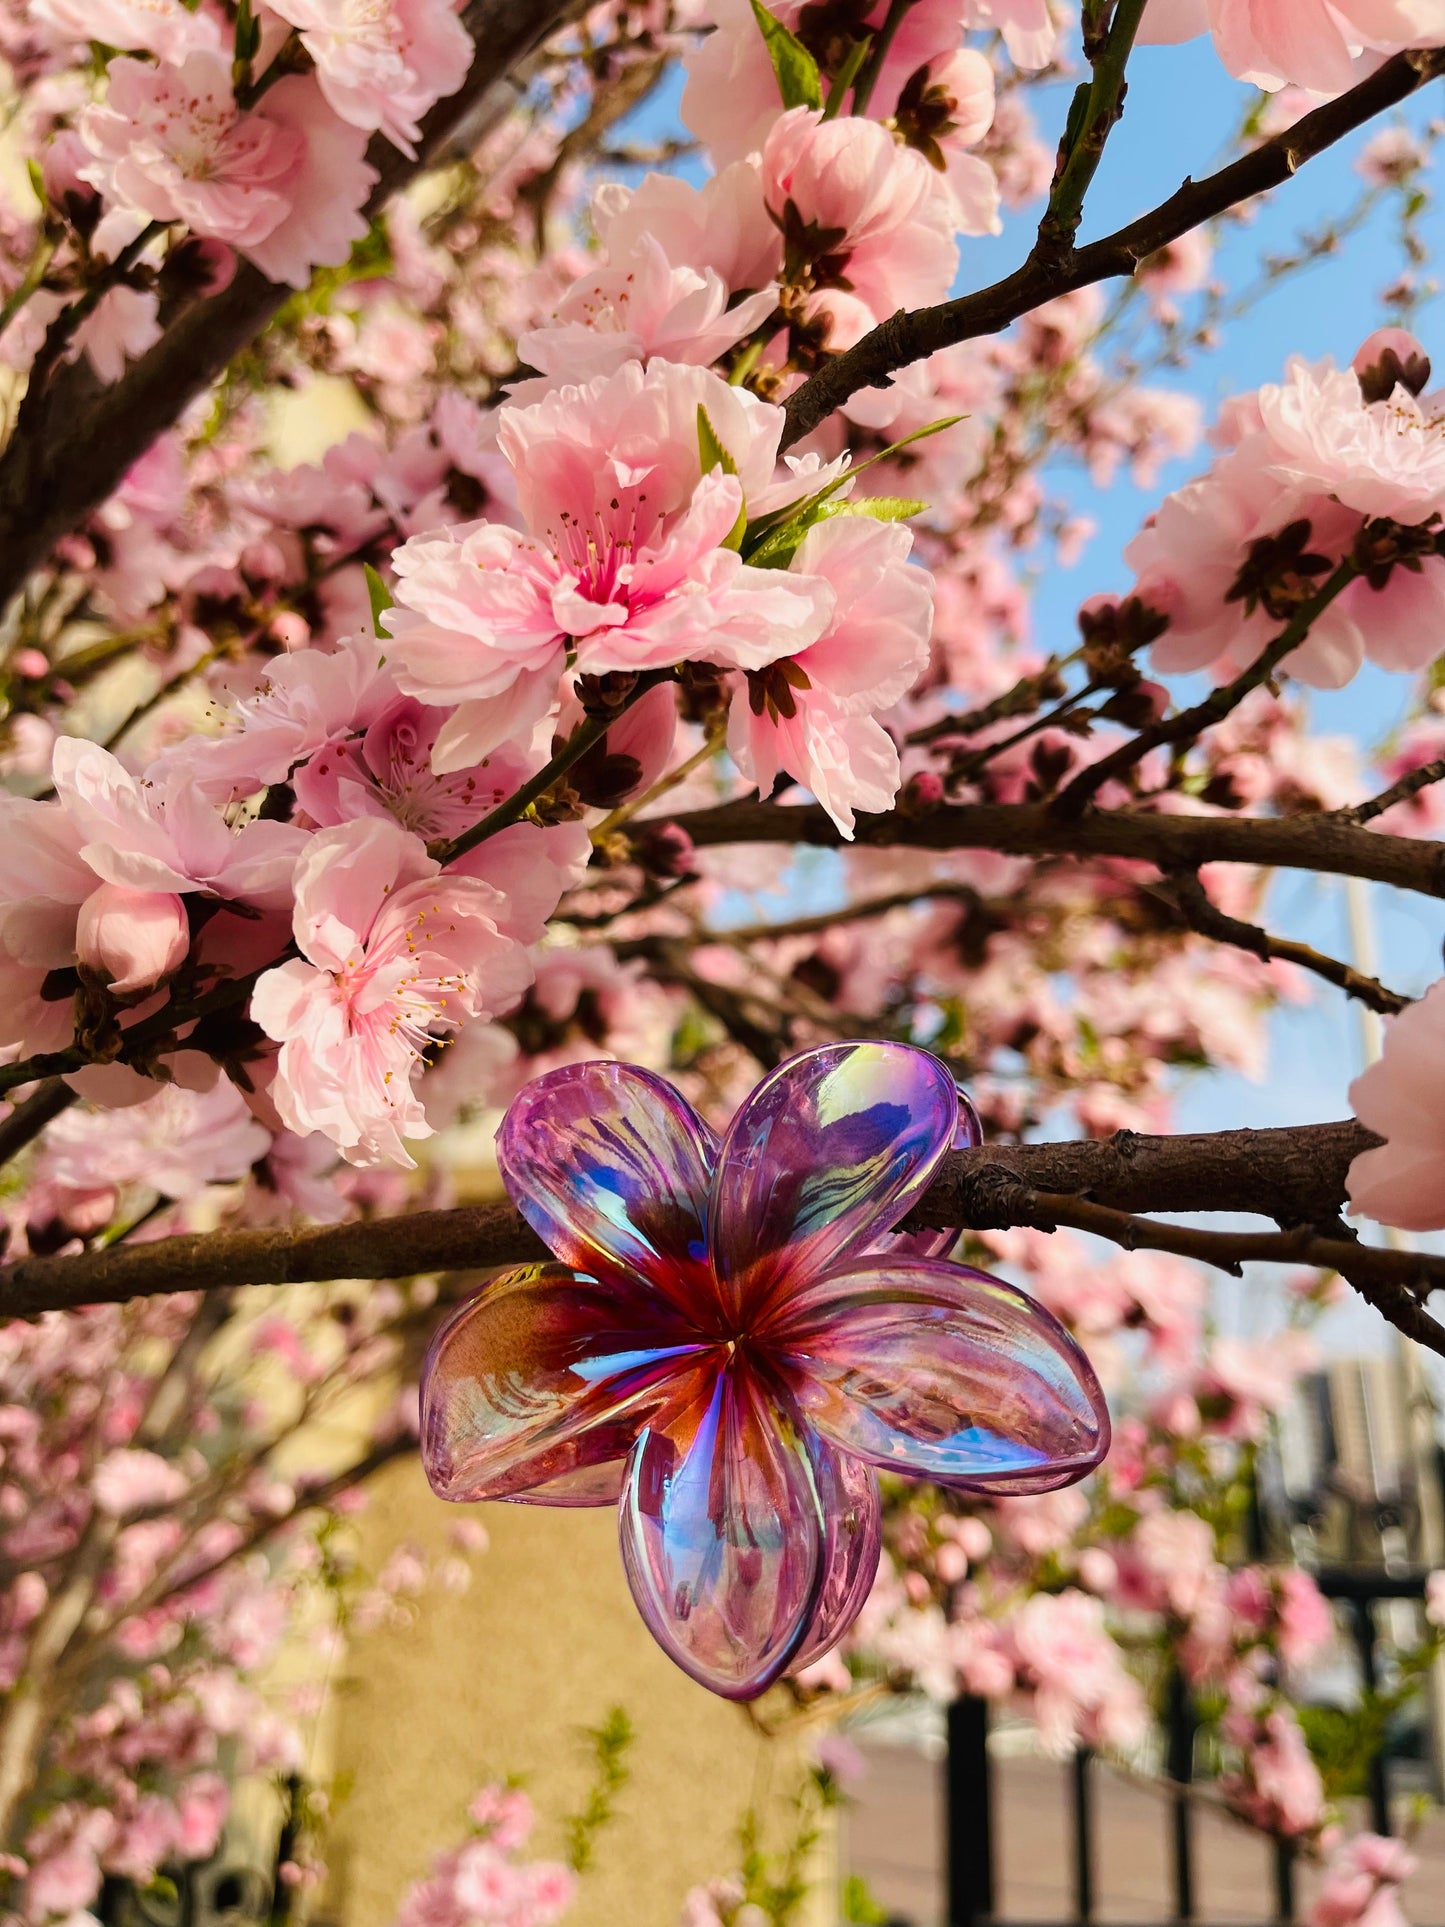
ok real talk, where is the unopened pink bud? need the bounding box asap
[76,885,189,997]
[12,649,48,679]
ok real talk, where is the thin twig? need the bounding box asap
[1160,870,1410,1016]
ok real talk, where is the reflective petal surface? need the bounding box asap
[767,1255,1110,1486]
[709,1042,959,1322]
[876,1080,984,1262]
[498,1062,720,1319]
[421,1263,707,1503]
[619,1363,827,1699]
[791,1443,882,1672]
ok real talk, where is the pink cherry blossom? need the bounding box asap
[1141,0,1445,94]
[727,515,934,835]
[51,740,307,911]
[384,361,834,768]
[32,0,223,60]
[514,234,779,394]
[265,0,473,158]
[1258,350,1445,524]
[760,109,958,335]
[80,57,377,291]
[79,54,305,249]
[93,1448,189,1517]
[250,816,532,1165]
[76,884,189,997]
[1348,979,1445,1228]
[592,163,784,301]
[154,633,397,804]
[38,1080,271,1204]
[240,77,379,289]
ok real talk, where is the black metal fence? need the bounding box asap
[943,1568,1441,1927]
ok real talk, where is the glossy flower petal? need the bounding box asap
[709,1042,959,1322]
[421,1263,706,1503]
[768,1255,1110,1486]
[791,1446,882,1670]
[619,1365,826,1698]
[880,1082,983,1262]
[497,1062,720,1317]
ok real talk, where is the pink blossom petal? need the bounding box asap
[619,1363,826,1698]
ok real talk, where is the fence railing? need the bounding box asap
[942,1568,1440,1927]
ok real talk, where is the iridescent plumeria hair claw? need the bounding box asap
[420,1042,1109,1699]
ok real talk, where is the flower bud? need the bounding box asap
[1352,327,1431,403]
[76,885,189,997]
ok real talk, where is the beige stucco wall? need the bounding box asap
[320,1456,827,1927]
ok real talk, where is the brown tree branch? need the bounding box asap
[0,1117,1390,1318]
[1015,1193,1445,1356]
[0,0,573,611]
[781,48,1445,447]
[1156,870,1410,1016]
[1345,755,1445,826]
[660,798,1445,898]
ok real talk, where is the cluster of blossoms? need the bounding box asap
[390,1784,575,1927]
[0,1273,489,1921]
[1128,327,1445,689]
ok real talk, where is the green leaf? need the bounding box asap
[741,413,962,561]
[698,406,747,549]
[749,0,823,111]
[825,496,929,522]
[363,564,393,637]
[697,404,738,478]
[746,495,929,568]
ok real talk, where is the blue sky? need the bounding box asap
[622,37,1443,1352]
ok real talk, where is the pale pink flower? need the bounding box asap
[1312,1834,1417,1927]
[80,54,304,249]
[514,234,779,395]
[1349,979,1445,1228]
[93,1448,188,1517]
[32,0,222,59]
[39,1080,271,1203]
[250,816,532,1165]
[384,361,833,769]
[1141,0,1445,92]
[1008,1589,1149,1754]
[80,56,377,291]
[175,1774,229,1860]
[265,0,473,158]
[76,884,189,997]
[154,633,397,804]
[240,77,378,289]
[291,694,591,942]
[760,109,958,334]
[52,740,307,911]
[728,516,934,835]
[1259,350,1445,525]
[592,163,783,299]
[1427,1569,1445,1626]
[1226,1709,1327,1836]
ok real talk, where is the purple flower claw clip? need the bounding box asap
[420,1042,1109,1699]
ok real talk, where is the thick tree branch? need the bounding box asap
[781,48,1445,447]
[661,798,1445,897]
[0,0,572,611]
[0,1117,1389,1318]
